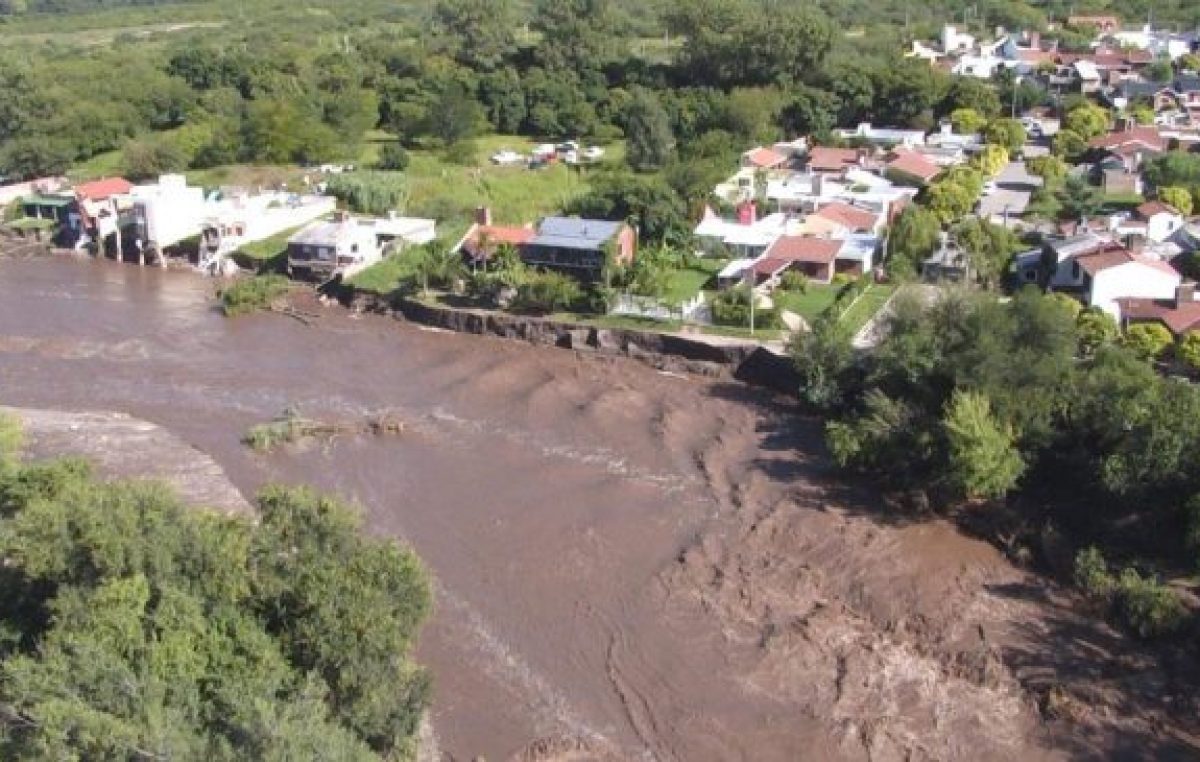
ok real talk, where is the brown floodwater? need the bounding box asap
[0,256,1194,761]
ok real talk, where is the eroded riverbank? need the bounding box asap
[0,256,1194,760]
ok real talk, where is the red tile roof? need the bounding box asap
[460,223,535,260]
[75,177,132,200]
[744,147,788,169]
[885,150,942,183]
[807,146,860,173]
[813,202,878,232]
[1137,200,1180,219]
[761,236,844,265]
[1089,127,1166,152]
[1116,297,1200,335]
[1075,246,1180,277]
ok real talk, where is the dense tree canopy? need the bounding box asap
[0,421,431,761]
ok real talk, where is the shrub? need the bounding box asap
[512,271,583,313]
[1113,568,1187,639]
[1178,332,1200,372]
[1073,547,1114,598]
[1122,322,1174,361]
[326,171,408,216]
[219,274,291,317]
[377,142,410,171]
[780,270,809,293]
[711,287,781,329]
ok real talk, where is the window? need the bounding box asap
[1024,269,1037,282]
[1073,261,1081,279]
[351,243,359,253]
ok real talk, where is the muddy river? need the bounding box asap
[0,257,1193,761]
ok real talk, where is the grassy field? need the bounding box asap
[839,283,897,334]
[664,258,725,303]
[774,285,842,323]
[347,252,417,294]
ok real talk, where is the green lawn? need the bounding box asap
[347,252,419,295]
[773,285,842,323]
[664,258,725,303]
[839,283,897,335]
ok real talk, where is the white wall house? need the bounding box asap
[1082,253,1181,317]
[1138,202,1185,243]
[129,175,207,249]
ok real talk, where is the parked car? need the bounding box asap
[582,146,605,161]
[491,149,524,165]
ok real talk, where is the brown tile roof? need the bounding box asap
[761,236,844,266]
[744,147,789,169]
[1137,200,1180,219]
[807,146,859,173]
[1076,245,1180,277]
[1089,127,1166,152]
[885,150,942,183]
[813,202,878,232]
[1116,297,1200,335]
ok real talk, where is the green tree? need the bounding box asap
[1177,332,1200,372]
[624,88,675,172]
[1064,103,1110,141]
[431,0,518,70]
[1057,175,1103,221]
[376,142,410,171]
[972,143,1009,177]
[1122,322,1174,361]
[983,118,1027,154]
[0,452,431,761]
[953,217,1020,289]
[1159,186,1193,216]
[1026,155,1068,187]
[924,178,978,225]
[423,83,485,147]
[942,390,1025,499]
[1051,129,1087,159]
[887,204,941,279]
[1077,307,1119,356]
[950,108,987,135]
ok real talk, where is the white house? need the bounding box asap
[941,24,975,54]
[200,191,336,268]
[834,123,927,147]
[1075,247,1181,317]
[1136,201,1185,243]
[128,175,207,251]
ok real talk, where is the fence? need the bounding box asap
[610,293,709,323]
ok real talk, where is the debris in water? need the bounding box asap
[242,407,404,452]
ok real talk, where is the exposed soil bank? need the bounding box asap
[3,405,251,515]
[0,256,1196,761]
[337,288,803,395]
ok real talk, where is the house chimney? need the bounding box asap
[475,206,492,226]
[1177,281,1196,307]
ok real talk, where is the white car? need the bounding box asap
[491,149,524,165]
[582,146,605,161]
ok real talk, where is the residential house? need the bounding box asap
[1136,200,1185,242]
[941,24,976,54]
[128,174,208,254]
[455,208,635,282]
[885,149,943,187]
[741,146,791,171]
[0,176,66,207]
[752,236,850,284]
[1112,25,1198,61]
[200,191,336,266]
[74,177,134,256]
[520,216,636,282]
[834,123,927,147]
[20,193,75,228]
[1036,236,1181,315]
[1067,15,1121,34]
[1116,283,1200,336]
[805,146,864,174]
[287,212,385,279]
